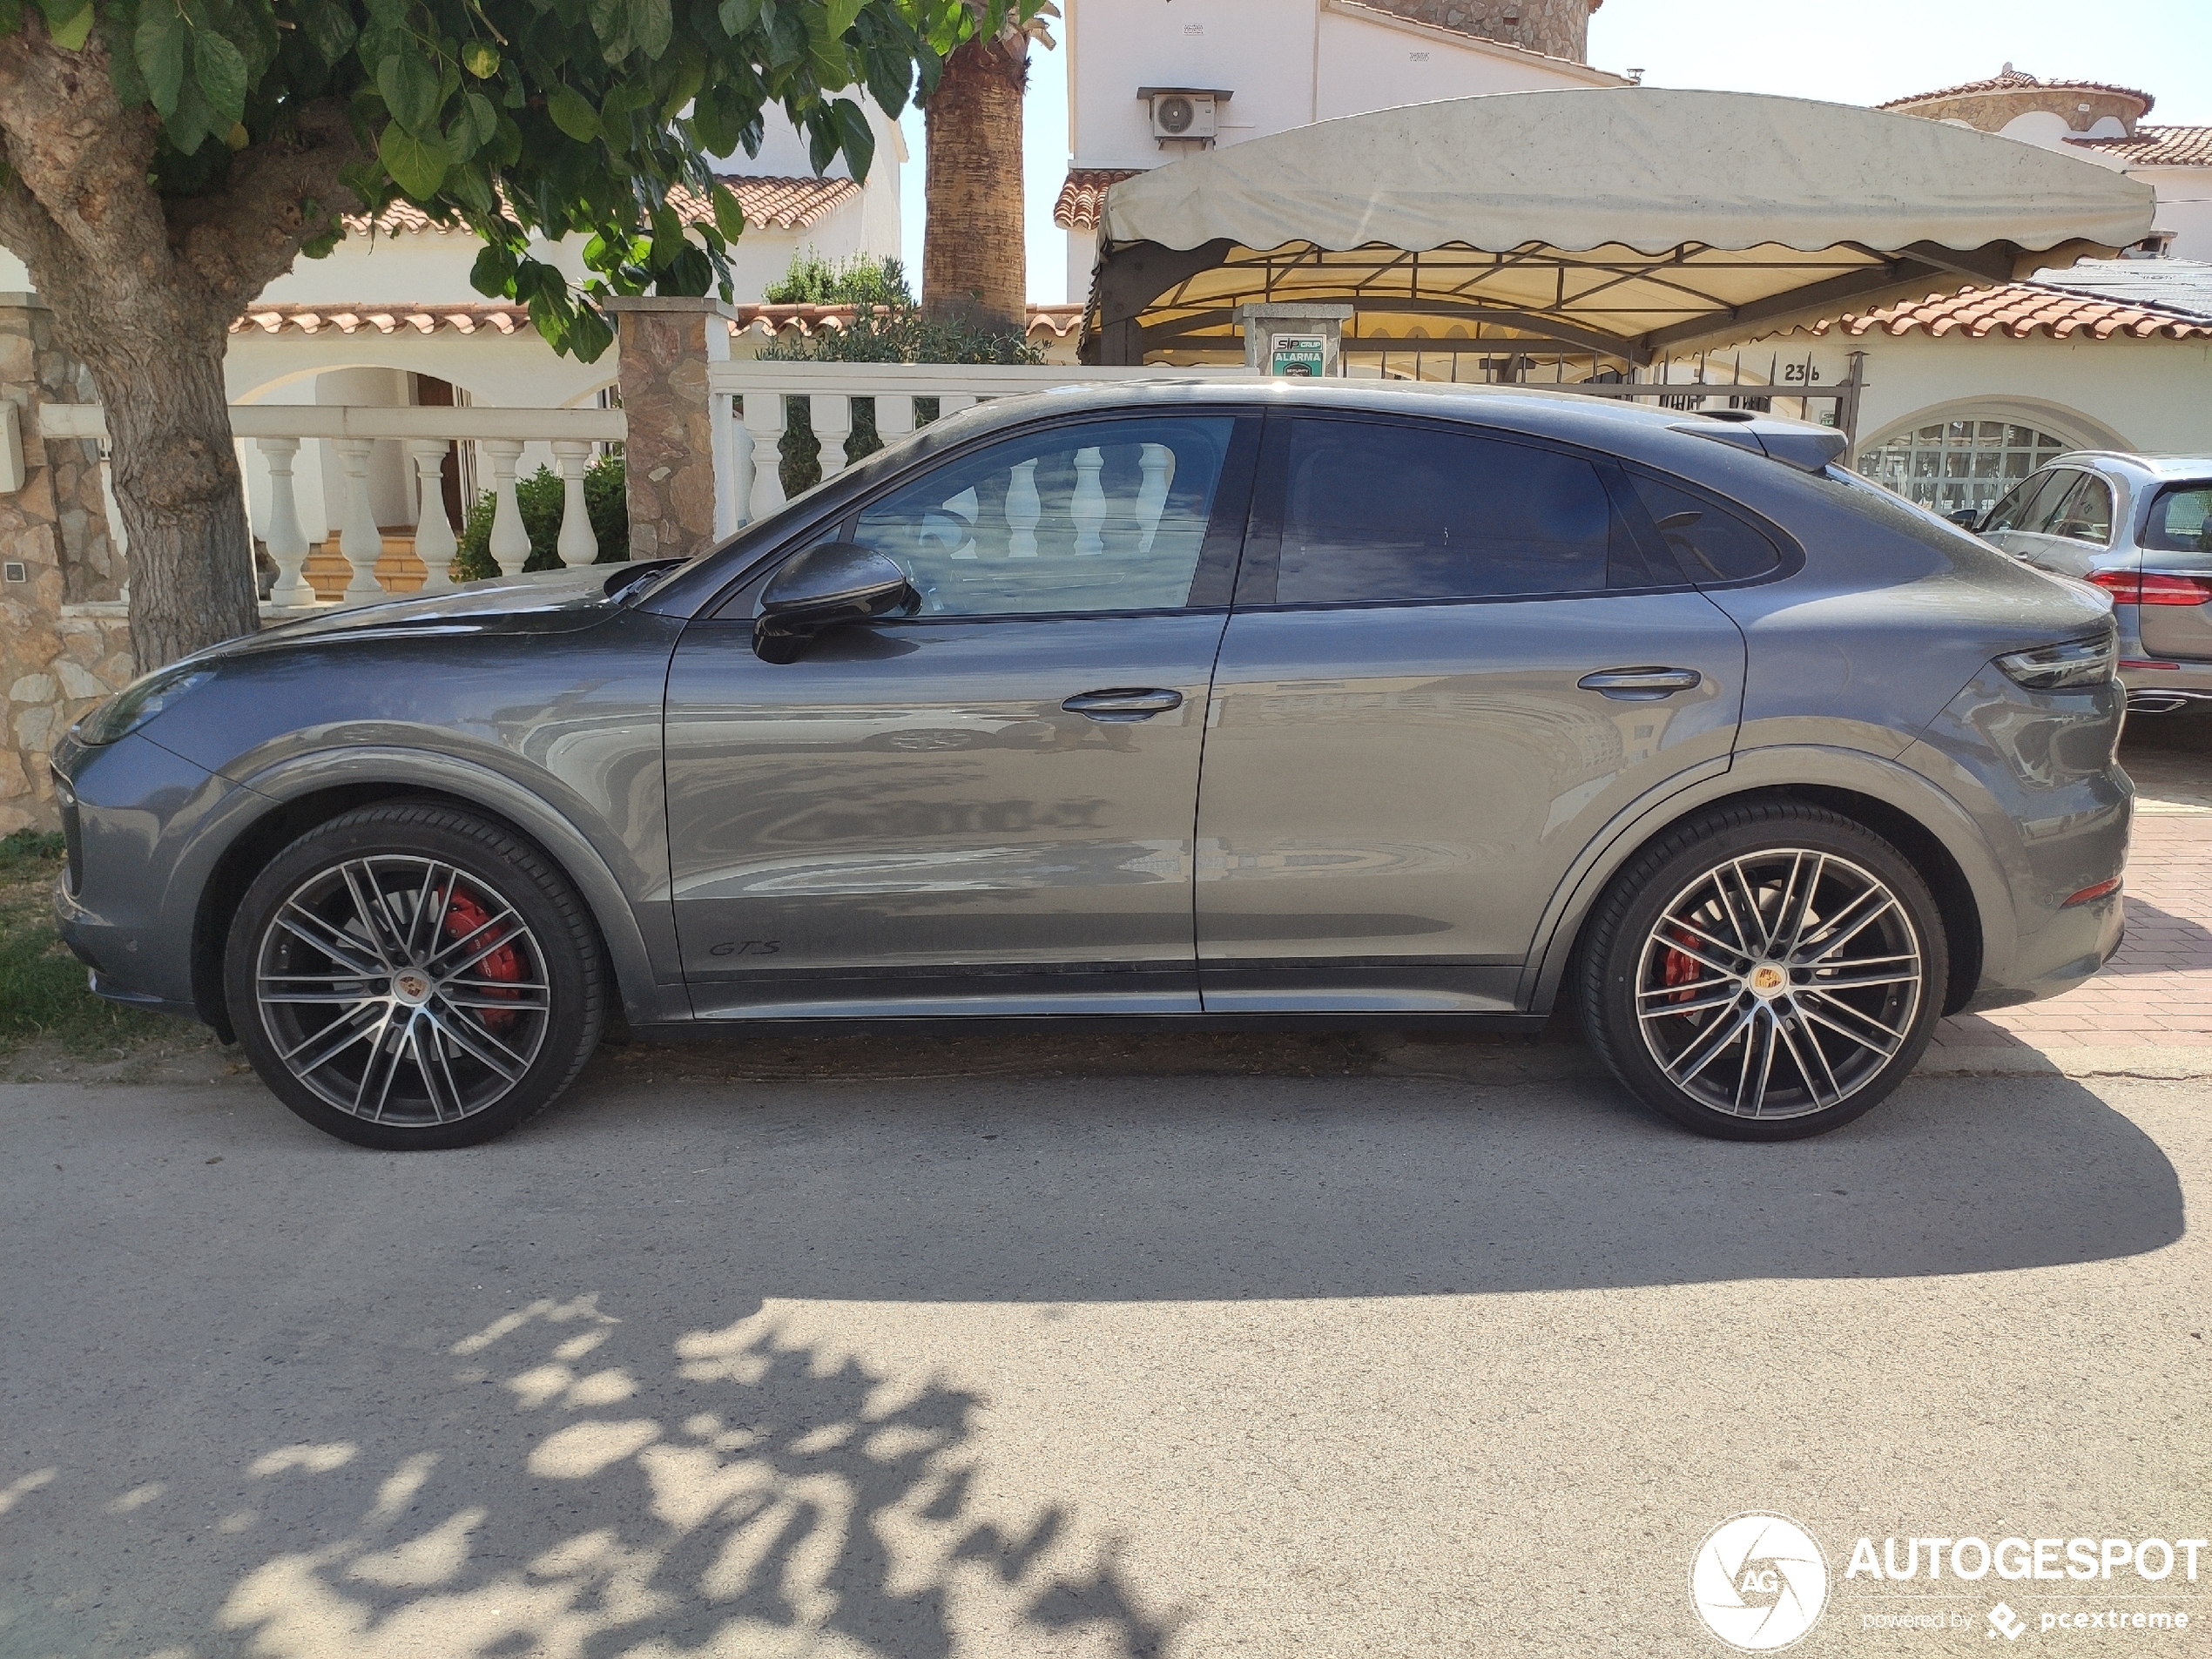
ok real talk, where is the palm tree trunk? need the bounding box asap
[921,29,1028,331]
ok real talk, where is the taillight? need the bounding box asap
[1995,634,2118,691]
[2090,570,2212,605]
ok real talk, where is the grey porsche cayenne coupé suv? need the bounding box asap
[51,384,2129,1149]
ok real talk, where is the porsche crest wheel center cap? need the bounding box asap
[393,970,432,1006]
[1748,962,1788,999]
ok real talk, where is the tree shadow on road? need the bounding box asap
[3,1295,1172,1658]
[223,1303,1170,1657]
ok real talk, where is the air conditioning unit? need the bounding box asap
[1138,87,1231,147]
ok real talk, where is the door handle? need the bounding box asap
[1062,688,1184,721]
[1577,667,1703,700]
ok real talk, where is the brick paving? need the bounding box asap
[1932,722,2212,1060]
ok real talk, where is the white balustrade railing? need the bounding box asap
[706,361,1258,530]
[37,402,623,608]
[38,362,1275,611]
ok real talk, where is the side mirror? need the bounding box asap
[1948,508,1984,531]
[753,542,915,663]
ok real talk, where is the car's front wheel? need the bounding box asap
[226,803,604,1150]
[1578,803,1948,1140]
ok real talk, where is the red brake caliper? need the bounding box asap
[443,889,521,1032]
[1662,928,1703,1006]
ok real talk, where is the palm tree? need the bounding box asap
[921,3,1057,330]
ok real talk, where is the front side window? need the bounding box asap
[2144,483,2212,554]
[2049,474,2114,545]
[2013,469,2085,536]
[1981,470,2050,533]
[850,416,1235,617]
[1270,419,1653,604]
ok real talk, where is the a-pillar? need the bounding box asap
[602,296,739,562]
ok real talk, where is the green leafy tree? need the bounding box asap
[0,0,1026,669]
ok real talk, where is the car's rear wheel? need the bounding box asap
[225,803,604,1150]
[1578,803,1948,1140]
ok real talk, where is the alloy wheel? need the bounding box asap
[1633,848,1925,1121]
[253,855,551,1127]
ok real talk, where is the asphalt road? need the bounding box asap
[2,1053,2205,1657]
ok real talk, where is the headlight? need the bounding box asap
[72,663,216,745]
[1994,635,2118,692]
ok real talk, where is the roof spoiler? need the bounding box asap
[1670,412,1851,475]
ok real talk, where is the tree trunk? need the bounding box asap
[0,21,359,670]
[922,30,1028,330]
[83,317,263,669]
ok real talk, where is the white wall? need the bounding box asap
[1069,0,1615,170]
[1313,6,1612,122]
[1734,331,2212,460]
[2134,165,2212,263]
[1070,0,1318,169]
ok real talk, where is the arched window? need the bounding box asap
[1857,420,2072,516]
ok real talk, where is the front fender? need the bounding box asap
[1517,745,2018,1015]
[214,746,686,1030]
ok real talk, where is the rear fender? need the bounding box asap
[1518,745,2015,1015]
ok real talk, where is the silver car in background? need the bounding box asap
[1974,451,2212,712]
[51,384,2128,1150]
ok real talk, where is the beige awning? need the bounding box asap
[1085,88,2157,365]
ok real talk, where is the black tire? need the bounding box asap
[225,802,604,1150]
[1576,801,1948,1141]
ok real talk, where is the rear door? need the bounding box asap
[664,411,1258,1018]
[1191,414,1747,1013]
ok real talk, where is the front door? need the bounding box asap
[665,411,1258,1018]
[1194,414,1747,1011]
[2010,469,2117,581]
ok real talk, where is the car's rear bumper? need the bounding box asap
[1902,663,2132,1013]
[2115,601,2212,711]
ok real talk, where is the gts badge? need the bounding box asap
[708,940,781,958]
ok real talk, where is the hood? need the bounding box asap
[217,564,662,657]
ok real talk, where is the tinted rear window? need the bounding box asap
[1627,474,1784,583]
[2144,483,2212,555]
[1274,419,1654,604]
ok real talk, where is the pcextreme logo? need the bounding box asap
[1691,1513,1831,1652]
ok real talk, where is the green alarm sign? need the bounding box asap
[1270,334,1327,377]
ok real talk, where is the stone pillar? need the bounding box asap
[603,296,739,563]
[1238,303,1355,378]
[1,292,129,835]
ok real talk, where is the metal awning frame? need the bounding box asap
[1083,235,2043,367]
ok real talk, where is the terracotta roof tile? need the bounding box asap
[340,174,861,238]
[2067,125,2212,167]
[231,300,1085,343]
[1775,282,2212,344]
[1878,66,2152,111]
[673,175,861,231]
[728,301,1084,341]
[231,303,534,336]
[1054,169,1141,231]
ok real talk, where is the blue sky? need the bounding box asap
[897,0,2212,305]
